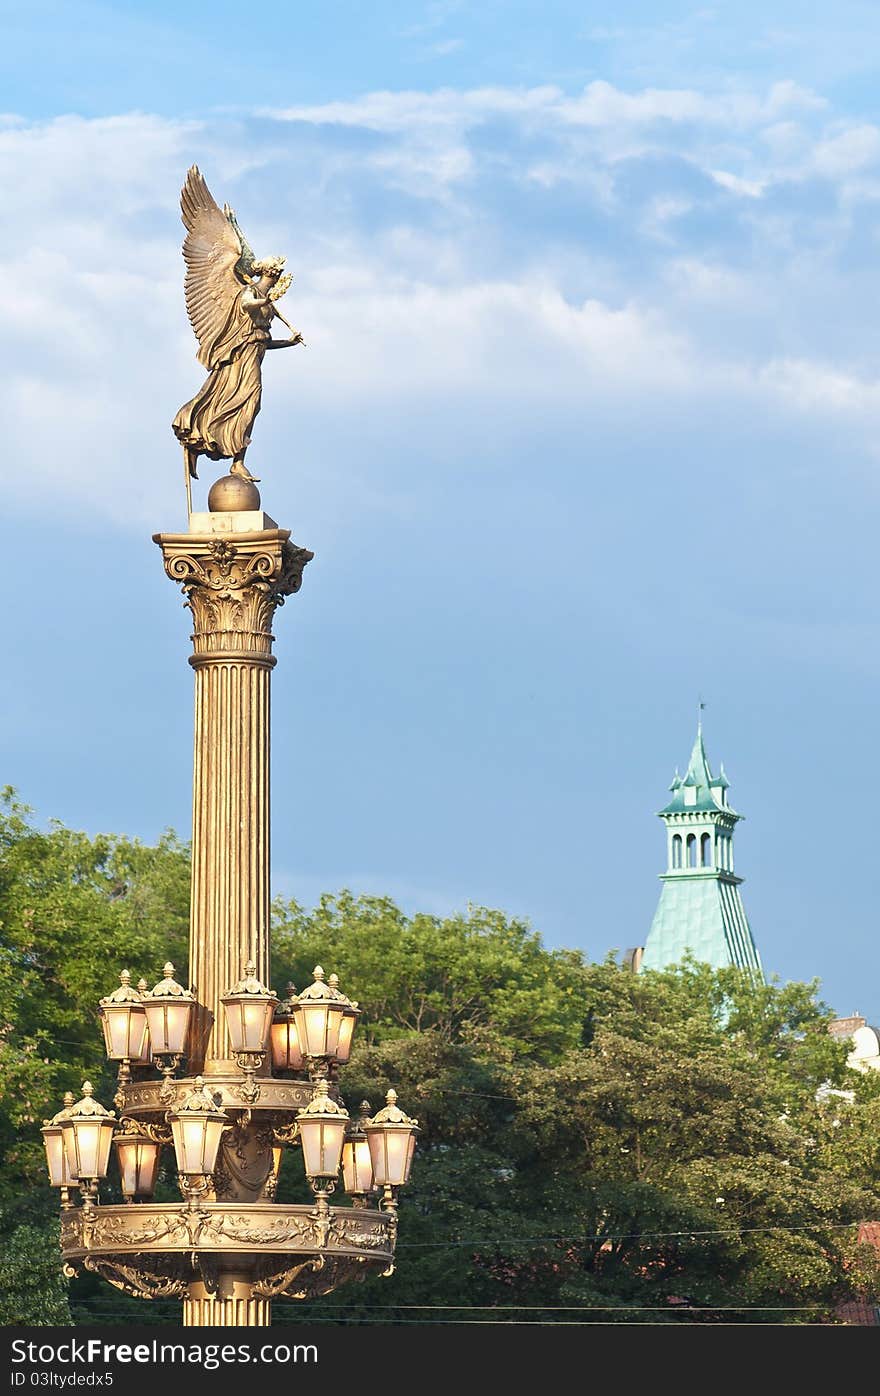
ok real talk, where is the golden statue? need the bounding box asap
[172,165,303,514]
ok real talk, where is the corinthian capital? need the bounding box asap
[153,528,313,664]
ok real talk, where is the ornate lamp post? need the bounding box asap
[50,166,421,1326]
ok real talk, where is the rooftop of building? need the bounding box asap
[659,721,739,818]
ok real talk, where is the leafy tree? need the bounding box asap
[0,1214,72,1324]
[272,890,589,1059]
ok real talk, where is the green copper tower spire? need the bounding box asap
[640,720,763,976]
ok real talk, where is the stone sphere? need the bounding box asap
[208,474,261,513]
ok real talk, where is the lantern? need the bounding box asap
[142,963,194,1058]
[270,984,304,1072]
[328,974,361,1065]
[221,961,277,1055]
[293,966,347,1060]
[60,1082,116,1188]
[342,1101,375,1202]
[296,1079,349,1180]
[99,970,150,1064]
[42,1092,78,1189]
[113,1121,162,1200]
[168,1077,227,1177]
[364,1089,419,1188]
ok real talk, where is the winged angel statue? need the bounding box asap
[172,165,303,513]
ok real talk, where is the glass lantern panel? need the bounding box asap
[115,1139,138,1194]
[116,1138,160,1196]
[43,1128,69,1187]
[73,1121,99,1178]
[404,1130,417,1182]
[383,1129,412,1186]
[64,1120,102,1179]
[269,1020,285,1068]
[106,1007,130,1059]
[202,1118,225,1174]
[95,1119,114,1178]
[320,1119,347,1175]
[145,999,191,1056]
[143,1001,169,1054]
[104,1005,148,1060]
[163,1000,192,1055]
[224,1001,246,1053]
[242,999,273,1052]
[300,1117,346,1177]
[298,1118,322,1176]
[172,1116,205,1174]
[131,1012,151,1063]
[366,1129,387,1185]
[342,1136,373,1195]
[296,1003,329,1057]
[334,1013,356,1064]
[270,1021,292,1070]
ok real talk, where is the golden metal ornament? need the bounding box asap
[172,166,305,515]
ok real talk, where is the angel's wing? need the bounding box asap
[224,205,256,281]
[180,166,249,370]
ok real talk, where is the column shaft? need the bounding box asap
[154,526,312,1074]
[190,656,272,1067]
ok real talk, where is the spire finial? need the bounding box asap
[698,697,706,735]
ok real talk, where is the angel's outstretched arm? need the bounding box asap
[267,333,304,350]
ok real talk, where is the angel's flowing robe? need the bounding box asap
[173,286,272,464]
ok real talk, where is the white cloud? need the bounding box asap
[812,124,880,176]
[759,358,880,414]
[268,77,827,137]
[710,169,765,197]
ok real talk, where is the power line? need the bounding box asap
[395,1219,868,1248]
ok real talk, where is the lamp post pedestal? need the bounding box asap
[184,1274,271,1327]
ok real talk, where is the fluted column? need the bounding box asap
[154,523,312,1071]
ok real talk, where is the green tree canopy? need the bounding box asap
[1,795,878,1325]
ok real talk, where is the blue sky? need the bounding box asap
[3,2,880,1017]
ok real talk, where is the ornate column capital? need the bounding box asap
[153,529,313,666]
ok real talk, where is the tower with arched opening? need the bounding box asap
[640,721,763,976]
